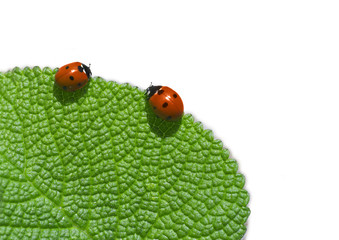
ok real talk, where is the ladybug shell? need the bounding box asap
[55,62,91,91]
[147,86,184,121]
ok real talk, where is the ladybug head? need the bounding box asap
[82,63,92,79]
[145,85,162,99]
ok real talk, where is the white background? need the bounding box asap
[1,1,339,239]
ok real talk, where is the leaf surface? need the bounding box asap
[0,67,250,239]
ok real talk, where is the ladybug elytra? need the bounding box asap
[55,62,92,91]
[146,85,184,121]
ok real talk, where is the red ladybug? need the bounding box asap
[55,62,92,91]
[145,85,184,121]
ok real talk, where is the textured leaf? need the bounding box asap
[0,67,250,240]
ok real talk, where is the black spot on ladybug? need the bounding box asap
[158,89,164,95]
[167,116,172,120]
[66,66,69,69]
[162,102,168,108]
[78,66,84,72]
[173,94,177,98]
[153,106,156,109]
[69,76,74,80]
[78,83,82,86]
[63,86,67,90]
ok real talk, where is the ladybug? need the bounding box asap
[55,62,92,91]
[145,85,184,121]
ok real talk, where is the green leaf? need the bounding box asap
[0,67,250,240]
